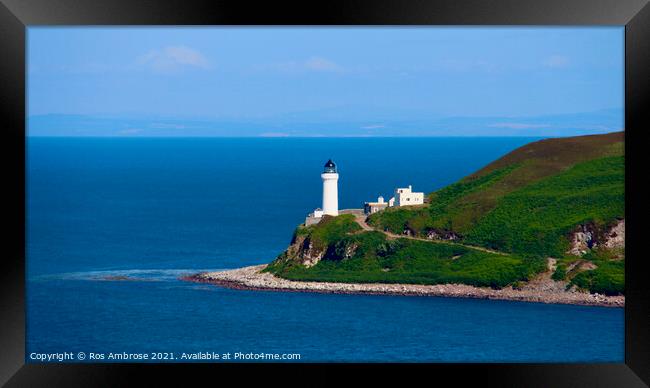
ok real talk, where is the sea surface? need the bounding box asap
[26,137,624,362]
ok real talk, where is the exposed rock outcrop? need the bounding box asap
[425,228,460,241]
[278,229,359,268]
[567,219,624,256]
[281,234,326,268]
[604,219,625,249]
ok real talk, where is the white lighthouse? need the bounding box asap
[304,159,340,226]
[321,159,339,216]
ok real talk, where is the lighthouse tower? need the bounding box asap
[321,159,339,216]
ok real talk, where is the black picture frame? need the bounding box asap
[1,0,648,386]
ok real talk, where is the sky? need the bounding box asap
[27,27,624,136]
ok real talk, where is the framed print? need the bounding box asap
[1,0,649,386]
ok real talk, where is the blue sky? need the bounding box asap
[28,27,624,136]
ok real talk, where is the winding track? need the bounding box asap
[346,210,508,256]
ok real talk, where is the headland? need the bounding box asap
[185,132,625,308]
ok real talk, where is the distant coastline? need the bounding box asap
[183,265,624,308]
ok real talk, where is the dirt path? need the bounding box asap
[353,213,375,231]
[352,213,507,256]
[520,258,569,293]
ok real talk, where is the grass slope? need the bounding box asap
[552,248,625,296]
[463,155,624,256]
[268,215,546,289]
[368,132,624,257]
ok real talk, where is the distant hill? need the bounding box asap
[268,132,625,295]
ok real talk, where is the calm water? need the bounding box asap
[26,137,623,362]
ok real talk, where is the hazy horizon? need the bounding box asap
[28,27,624,137]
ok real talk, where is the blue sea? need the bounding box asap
[26,137,624,363]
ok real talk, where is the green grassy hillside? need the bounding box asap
[368,132,624,257]
[268,132,625,295]
[267,215,545,288]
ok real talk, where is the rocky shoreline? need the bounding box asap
[182,264,624,308]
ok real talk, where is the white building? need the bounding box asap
[305,159,339,225]
[364,196,388,215]
[391,185,424,206]
[363,185,425,215]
